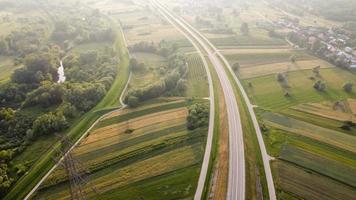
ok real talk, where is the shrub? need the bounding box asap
[187,103,209,130]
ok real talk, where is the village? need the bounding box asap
[274,17,356,69]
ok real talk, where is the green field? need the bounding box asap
[186,54,209,98]
[280,145,356,187]
[273,161,356,200]
[262,112,356,153]
[32,101,207,199]
[244,68,356,111]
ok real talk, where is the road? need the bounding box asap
[23,73,132,200]
[151,1,246,200]
[153,1,277,200]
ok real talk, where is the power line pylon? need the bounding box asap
[52,135,98,200]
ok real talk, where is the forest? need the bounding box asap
[0,0,119,196]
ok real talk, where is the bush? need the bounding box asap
[232,63,240,72]
[187,103,209,130]
[127,95,139,108]
[314,80,326,91]
[32,112,68,137]
[343,82,353,93]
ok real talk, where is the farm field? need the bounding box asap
[279,145,356,187]
[272,161,356,200]
[32,100,207,199]
[222,49,334,79]
[114,5,189,47]
[186,54,209,98]
[262,112,356,153]
[244,68,356,111]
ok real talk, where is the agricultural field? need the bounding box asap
[244,68,356,111]
[186,54,209,98]
[224,49,333,79]
[31,100,208,200]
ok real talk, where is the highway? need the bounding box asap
[174,11,277,200]
[152,1,277,200]
[151,1,246,200]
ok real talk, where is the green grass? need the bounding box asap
[224,51,314,66]
[91,164,200,200]
[244,68,356,111]
[4,24,130,200]
[31,95,207,199]
[210,35,286,47]
[280,108,356,136]
[273,161,356,200]
[262,112,356,153]
[35,126,206,199]
[280,145,356,187]
[186,54,209,98]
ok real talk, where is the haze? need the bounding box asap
[0,0,355,200]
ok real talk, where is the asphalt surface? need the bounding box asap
[150,3,216,200]
[151,1,246,200]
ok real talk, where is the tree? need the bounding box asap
[127,95,139,108]
[232,62,240,72]
[312,66,321,77]
[187,103,209,130]
[343,82,353,93]
[240,22,249,35]
[129,58,145,71]
[176,79,187,93]
[314,80,326,92]
[79,51,98,65]
[32,112,68,137]
[276,73,286,82]
[0,40,9,55]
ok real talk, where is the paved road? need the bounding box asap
[166,5,277,200]
[150,3,216,200]
[151,1,246,200]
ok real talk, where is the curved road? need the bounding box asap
[151,1,246,200]
[153,1,277,200]
[175,13,277,200]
